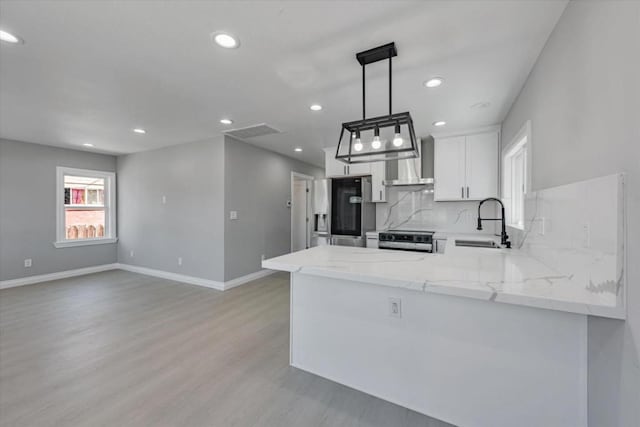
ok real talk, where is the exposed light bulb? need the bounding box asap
[371,136,381,150]
[353,139,363,152]
[393,134,403,147]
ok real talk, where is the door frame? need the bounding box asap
[290,172,315,252]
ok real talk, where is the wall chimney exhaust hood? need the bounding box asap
[383,137,435,186]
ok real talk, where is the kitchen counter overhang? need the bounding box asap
[262,242,625,319]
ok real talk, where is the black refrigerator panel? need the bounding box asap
[331,178,362,237]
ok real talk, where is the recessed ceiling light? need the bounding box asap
[83,143,94,147]
[0,29,22,44]
[310,104,322,111]
[294,147,303,152]
[424,77,443,88]
[433,120,446,127]
[220,118,233,125]
[133,128,146,134]
[212,32,239,49]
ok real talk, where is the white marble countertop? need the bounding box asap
[262,240,625,319]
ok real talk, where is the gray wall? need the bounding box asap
[224,136,323,281]
[0,139,118,281]
[501,2,640,425]
[116,137,225,282]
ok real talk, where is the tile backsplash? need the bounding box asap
[514,173,625,310]
[375,186,495,233]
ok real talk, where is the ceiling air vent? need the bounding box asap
[223,123,281,139]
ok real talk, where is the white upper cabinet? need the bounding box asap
[348,162,372,176]
[324,147,346,177]
[370,161,386,202]
[465,132,498,200]
[434,131,498,201]
[324,147,371,178]
[434,136,466,200]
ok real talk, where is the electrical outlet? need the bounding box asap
[229,210,238,220]
[178,257,183,266]
[388,297,402,318]
[162,195,167,205]
[24,259,32,268]
[130,250,134,258]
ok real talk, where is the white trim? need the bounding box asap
[223,269,277,290]
[290,171,315,252]
[502,120,532,230]
[53,237,118,248]
[430,124,500,140]
[0,264,119,289]
[56,166,117,246]
[116,264,225,290]
[0,263,278,292]
[502,120,532,194]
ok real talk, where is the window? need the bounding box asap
[55,167,117,248]
[502,121,531,230]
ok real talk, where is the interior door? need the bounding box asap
[291,179,309,251]
[465,132,498,200]
[331,177,362,236]
[434,136,466,201]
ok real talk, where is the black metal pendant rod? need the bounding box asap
[388,56,392,116]
[362,64,366,120]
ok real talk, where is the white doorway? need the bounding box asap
[291,172,314,252]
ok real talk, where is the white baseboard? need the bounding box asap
[0,264,119,290]
[115,263,225,290]
[117,263,277,291]
[1,262,278,292]
[223,269,277,290]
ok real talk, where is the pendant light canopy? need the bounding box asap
[336,42,419,164]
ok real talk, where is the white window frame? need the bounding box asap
[502,121,532,230]
[55,167,117,248]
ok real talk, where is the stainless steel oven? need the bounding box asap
[378,230,434,252]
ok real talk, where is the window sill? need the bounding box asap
[53,238,118,248]
[506,224,525,231]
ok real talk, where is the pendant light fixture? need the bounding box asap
[336,42,419,164]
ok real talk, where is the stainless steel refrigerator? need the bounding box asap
[311,179,331,247]
[311,177,375,248]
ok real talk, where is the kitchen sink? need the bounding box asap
[455,239,500,249]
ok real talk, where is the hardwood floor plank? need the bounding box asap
[0,270,453,427]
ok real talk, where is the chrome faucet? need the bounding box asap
[477,198,511,248]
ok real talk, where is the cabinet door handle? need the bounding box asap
[461,187,464,198]
[466,186,469,198]
[379,190,382,200]
[344,166,346,175]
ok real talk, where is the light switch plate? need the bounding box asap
[24,259,32,268]
[388,297,402,318]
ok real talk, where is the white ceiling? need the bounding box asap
[0,0,567,167]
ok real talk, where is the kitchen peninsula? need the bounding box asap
[263,173,625,427]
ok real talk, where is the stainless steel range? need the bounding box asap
[378,230,435,253]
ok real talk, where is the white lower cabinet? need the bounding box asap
[434,130,499,201]
[365,232,379,248]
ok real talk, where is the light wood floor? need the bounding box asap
[0,270,453,427]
